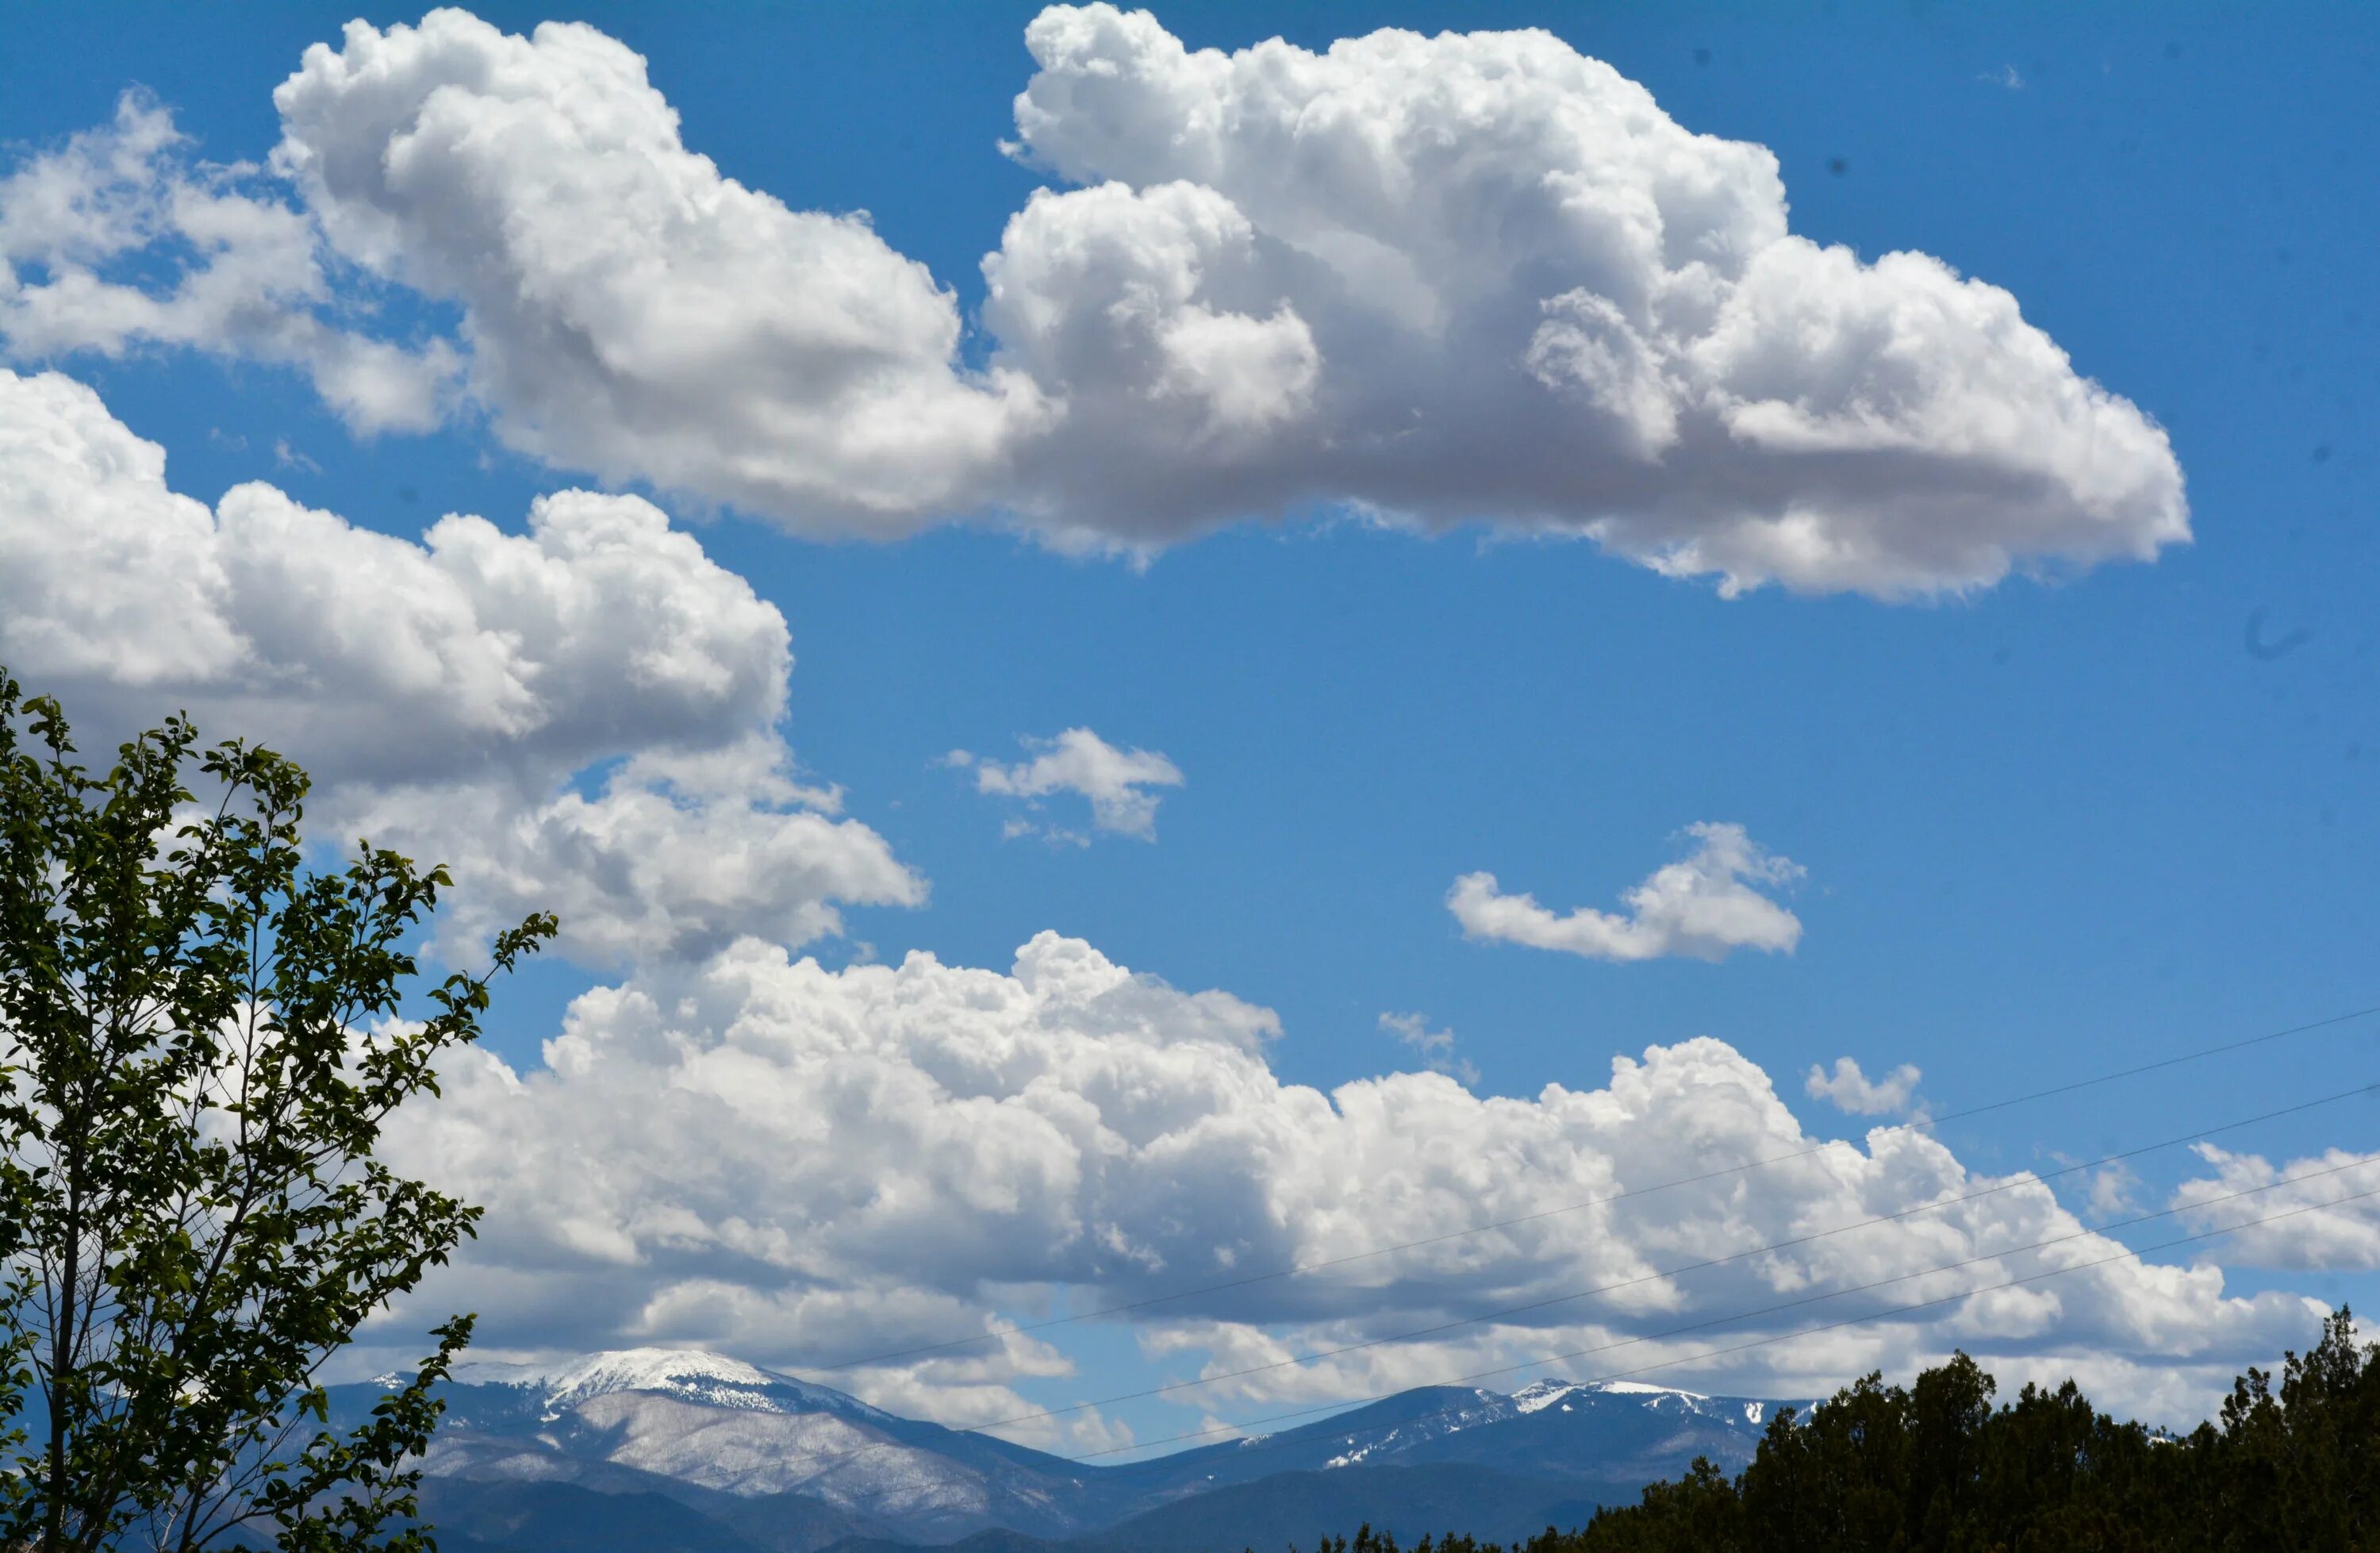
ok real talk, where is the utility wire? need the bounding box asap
[796,1001,2380,1378]
[925,1078,2377,1438]
[1065,1158,2380,1463]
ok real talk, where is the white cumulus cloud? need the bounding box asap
[956,727,1184,841]
[381,930,2325,1431]
[1449,822,1802,963]
[0,366,920,967]
[0,8,2190,598]
[2171,1145,2380,1270]
[270,10,1047,529]
[986,6,2188,592]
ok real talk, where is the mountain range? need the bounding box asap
[321,1349,1803,1551]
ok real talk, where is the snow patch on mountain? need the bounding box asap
[1591,1381,1710,1400]
[1512,1378,1710,1415]
[1512,1381,1583,1415]
[568,1390,982,1509]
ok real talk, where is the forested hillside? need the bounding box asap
[1285,1309,2378,1553]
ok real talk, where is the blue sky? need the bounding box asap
[2,1,2375,1451]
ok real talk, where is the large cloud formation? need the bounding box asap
[268,13,1046,527]
[0,366,920,966]
[384,930,2328,1434]
[0,7,2188,597]
[988,8,2187,592]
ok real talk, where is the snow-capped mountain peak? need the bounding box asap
[452,1345,891,1424]
[540,1348,789,1414]
[336,1351,1806,1549]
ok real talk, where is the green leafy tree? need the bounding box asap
[0,672,554,1551]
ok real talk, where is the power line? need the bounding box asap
[796,1001,2380,1378]
[1065,1158,2380,1463]
[928,1079,2376,1439]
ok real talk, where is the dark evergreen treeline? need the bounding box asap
[1282,1308,2379,1553]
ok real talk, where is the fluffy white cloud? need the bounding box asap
[269,10,1046,529]
[347,739,925,969]
[1449,822,1802,963]
[1806,1057,1925,1118]
[988,6,2187,591]
[3,9,2188,597]
[384,930,2325,1431]
[0,95,452,432]
[0,366,784,777]
[0,366,919,967]
[2172,1145,2380,1270]
[954,727,1184,841]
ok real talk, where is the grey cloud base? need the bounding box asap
[4,5,2186,598]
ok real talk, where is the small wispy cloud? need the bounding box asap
[1806,1056,1925,1118]
[2085,1162,2140,1220]
[1449,823,1802,963]
[950,727,1184,842]
[1380,1011,1480,1087]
